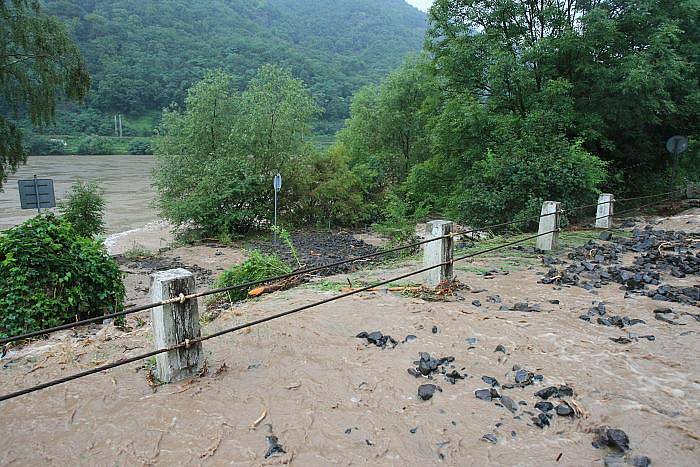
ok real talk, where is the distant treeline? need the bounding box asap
[33,0,426,137]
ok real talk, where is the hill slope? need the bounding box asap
[42,0,427,135]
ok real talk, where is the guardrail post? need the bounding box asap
[688,182,699,200]
[536,201,561,251]
[423,220,454,288]
[150,268,204,383]
[595,194,615,229]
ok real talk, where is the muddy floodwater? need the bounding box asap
[0,212,698,466]
[0,155,158,234]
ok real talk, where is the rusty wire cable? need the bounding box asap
[0,229,560,403]
[0,190,685,346]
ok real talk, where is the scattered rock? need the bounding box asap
[356,331,398,348]
[481,376,499,387]
[465,337,478,347]
[555,401,574,417]
[532,413,551,429]
[472,299,482,307]
[482,433,497,444]
[501,395,518,413]
[432,325,438,334]
[535,401,554,413]
[630,455,652,467]
[600,231,613,241]
[418,384,441,400]
[403,335,417,344]
[594,426,630,452]
[264,435,286,459]
[475,388,500,401]
[495,344,507,353]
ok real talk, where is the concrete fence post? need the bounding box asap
[595,194,615,229]
[423,220,454,288]
[536,201,561,251]
[150,268,204,383]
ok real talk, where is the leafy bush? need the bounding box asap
[215,251,291,303]
[25,133,67,155]
[58,181,106,238]
[127,138,153,155]
[372,191,427,244]
[0,214,125,339]
[76,136,114,155]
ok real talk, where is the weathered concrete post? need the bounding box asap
[423,220,454,288]
[150,268,204,383]
[595,194,615,229]
[687,182,699,200]
[536,201,561,251]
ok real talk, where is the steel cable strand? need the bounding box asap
[0,229,559,403]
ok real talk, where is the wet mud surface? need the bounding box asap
[1,215,699,466]
[252,231,384,276]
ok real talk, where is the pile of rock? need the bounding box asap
[540,226,700,306]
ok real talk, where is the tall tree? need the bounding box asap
[0,0,90,187]
[427,0,699,188]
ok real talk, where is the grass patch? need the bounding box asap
[123,242,154,261]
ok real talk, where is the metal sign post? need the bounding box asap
[666,136,689,195]
[273,173,282,244]
[18,175,56,213]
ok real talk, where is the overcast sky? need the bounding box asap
[406,0,432,12]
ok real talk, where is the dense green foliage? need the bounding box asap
[154,66,372,237]
[215,251,292,303]
[32,0,426,137]
[0,214,124,338]
[336,0,698,229]
[58,181,106,237]
[0,0,90,188]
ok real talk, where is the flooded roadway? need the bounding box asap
[0,217,698,465]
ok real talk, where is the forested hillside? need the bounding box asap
[37,0,426,136]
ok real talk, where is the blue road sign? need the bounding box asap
[274,173,282,192]
[18,176,56,212]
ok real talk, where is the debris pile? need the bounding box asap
[540,226,700,306]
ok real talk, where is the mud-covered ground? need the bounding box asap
[1,211,699,466]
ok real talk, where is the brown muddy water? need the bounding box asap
[0,155,158,234]
[0,216,698,466]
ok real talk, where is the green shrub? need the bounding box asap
[58,181,106,238]
[76,136,114,155]
[25,133,67,155]
[0,214,125,339]
[215,251,291,302]
[127,138,153,155]
[372,191,428,244]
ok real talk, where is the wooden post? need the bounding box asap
[595,194,614,229]
[536,201,561,251]
[423,220,454,288]
[150,268,204,383]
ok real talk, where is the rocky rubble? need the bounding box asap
[540,226,700,306]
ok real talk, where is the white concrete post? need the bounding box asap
[423,220,454,288]
[536,201,561,251]
[150,268,204,383]
[595,194,615,229]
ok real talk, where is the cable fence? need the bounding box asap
[0,187,689,403]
